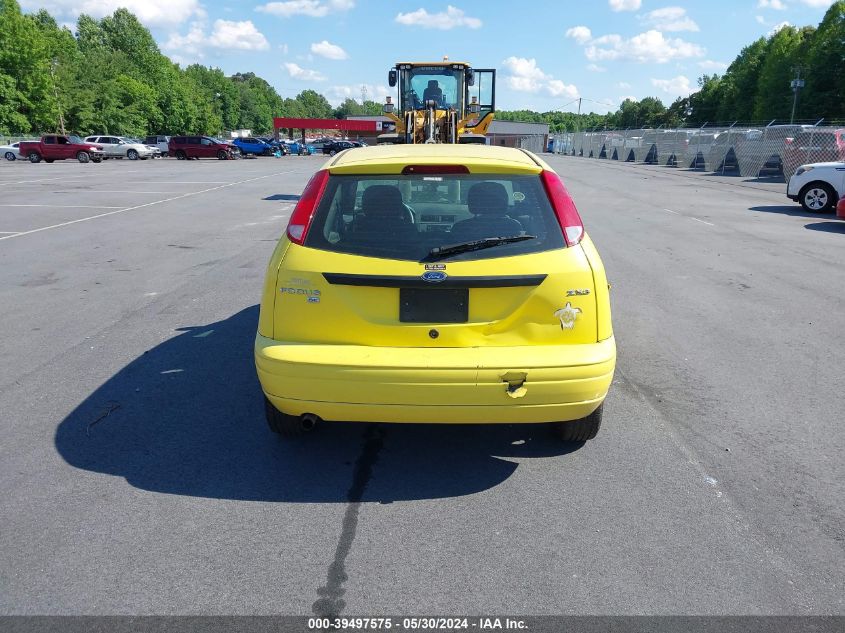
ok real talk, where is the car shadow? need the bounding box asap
[804,221,845,234]
[54,306,583,504]
[263,194,301,201]
[748,205,833,219]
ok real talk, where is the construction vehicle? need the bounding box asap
[378,58,495,144]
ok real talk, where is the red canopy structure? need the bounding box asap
[273,117,383,131]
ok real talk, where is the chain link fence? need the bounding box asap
[549,124,845,180]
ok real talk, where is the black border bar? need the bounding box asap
[322,273,547,288]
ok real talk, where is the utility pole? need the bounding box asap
[790,67,804,124]
[49,59,66,135]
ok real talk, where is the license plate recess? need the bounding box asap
[399,288,468,323]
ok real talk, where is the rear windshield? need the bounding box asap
[304,173,566,262]
[794,132,837,148]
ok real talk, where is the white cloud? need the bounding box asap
[283,62,327,81]
[395,5,482,29]
[311,40,348,60]
[501,56,578,99]
[619,95,638,103]
[587,63,607,72]
[208,20,269,50]
[698,59,729,71]
[326,83,391,106]
[618,81,631,89]
[164,19,270,58]
[651,75,697,95]
[585,30,705,63]
[769,20,792,35]
[19,0,202,27]
[799,0,836,6]
[609,0,641,11]
[278,43,289,54]
[756,15,767,24]
[256,0,354,18]
[565,26,592,44]
[642,7,699,32]
[163,22,206,58]
[757,0,786,9]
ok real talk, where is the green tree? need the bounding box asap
[803,0,845,120]
[753,25,809,120]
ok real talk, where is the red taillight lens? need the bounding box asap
[540,170,584,247]
[286,169,330,244]
[401,164,470,175]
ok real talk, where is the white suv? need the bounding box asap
[787,161,845,212]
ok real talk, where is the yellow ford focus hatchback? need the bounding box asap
[255,144,615,440]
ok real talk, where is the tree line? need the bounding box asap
[2,0,843,137]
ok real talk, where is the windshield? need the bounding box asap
[304,174,565,262]
[400,66,464,111]
[68,135,83,144]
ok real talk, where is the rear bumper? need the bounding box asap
[255,335,616,424]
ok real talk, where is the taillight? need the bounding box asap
[286,169,330,244]
[540,170,584,246]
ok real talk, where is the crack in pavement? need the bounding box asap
[312,424,386,618]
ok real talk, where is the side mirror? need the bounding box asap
[388,69,397,87]
[466,68,475,87]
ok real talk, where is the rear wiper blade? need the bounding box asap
[427,235,536,260]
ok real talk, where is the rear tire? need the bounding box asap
[264,396,312,437]
[28,152,41,163]
[92,157,102,163]
[4,151,15,161]
[555,404,603,442]
[799,182,836,213]
[76,151,90,164]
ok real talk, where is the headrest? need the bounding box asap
[427,80,438,88]
[361,185,405,218]
[467,181,509,215]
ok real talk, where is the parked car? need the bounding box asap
[283,140,310,156]
[783,129,845,178]
[837,197,845,220]
[143,135,170,154]
[322,140,355,155]
[84,136,154,160]
[232,137,273,156]
[786,161,845,212]
[18,135,104,163]
[128,137,162,158]
[255,144,616,441]
[168,136,236,160]
[1,141,27,161]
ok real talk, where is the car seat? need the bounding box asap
[449,182,523,241]
[422,80,444,107]
[354,185,417,240]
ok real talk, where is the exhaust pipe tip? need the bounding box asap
[300,413,320,431]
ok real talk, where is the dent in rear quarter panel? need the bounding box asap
[257,237,291,339]
[580,234,613,341]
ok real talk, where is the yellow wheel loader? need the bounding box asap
[378,58,496,144]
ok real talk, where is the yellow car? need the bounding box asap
[255,144,615,440]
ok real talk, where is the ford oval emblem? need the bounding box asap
[422,271,448,283]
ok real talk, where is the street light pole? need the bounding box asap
[790,67,804,124]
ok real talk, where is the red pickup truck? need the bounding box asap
[19,135,105,164]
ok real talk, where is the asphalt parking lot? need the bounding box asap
[1,154,843,616]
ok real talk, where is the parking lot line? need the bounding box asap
[0,231,20,234]
[663,208,680,214]
[0,169,301,242]
[0,204,124,209]
[690,217,715,226]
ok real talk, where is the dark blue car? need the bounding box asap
[232,137,273,156]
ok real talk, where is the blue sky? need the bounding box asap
[20,0,838,113]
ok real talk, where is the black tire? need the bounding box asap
[799,182,836,213]
[175,150,186,160]
[555,404,603,442]
[264,396,312,437]
[44,158,54,163]
[28,152,41,163]
[92,157,102,163]
[4,151,15,161]
[76,151,90,164]
[217,150,228,160]
[329,149,337,156]
[127,149,139,160]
